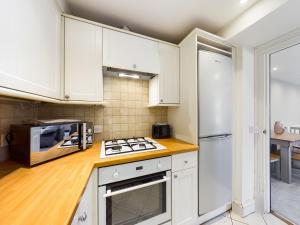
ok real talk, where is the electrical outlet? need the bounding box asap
[94,125,103,134]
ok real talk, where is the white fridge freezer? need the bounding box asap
[198,50,232,216]
[198,135,232,215]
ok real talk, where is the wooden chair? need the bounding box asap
[291,146,300,168]
[289,127,300,166]
[290,126,300,134]
[270,144,281,179]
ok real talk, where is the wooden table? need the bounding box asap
[271,133,300,183]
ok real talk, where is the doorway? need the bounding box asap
[269,43,300,224]
[254,30,300,225]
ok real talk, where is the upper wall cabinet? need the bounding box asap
[149,43,180,106]
[64,18,103,102]
[103,29,160,74]
[0,0,61,99]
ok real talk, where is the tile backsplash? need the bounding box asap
[39,76,168,140]
[0,99,38,161]
[0,76,168,161]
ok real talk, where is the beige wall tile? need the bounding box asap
[0,77,168,161]
[104,116,113,125]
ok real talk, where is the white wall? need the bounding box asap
[271,79,300,128]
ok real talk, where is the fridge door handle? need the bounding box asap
[200,134,232,142]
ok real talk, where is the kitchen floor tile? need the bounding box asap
[226,211,266,225]
[204,211,287,225]
[204,215,232,225]
[263,213,288,225]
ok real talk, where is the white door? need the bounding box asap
[103,28,159,74]
[158,43,180,104]
[198,51,232,137]
[65,18,103,102]
[0,0,61,99]
[172,168,197,225]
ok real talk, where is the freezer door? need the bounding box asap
[198,135,232,215]
[198,51,232,137]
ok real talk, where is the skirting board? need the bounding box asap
[192,203,232,225]
[232,199,255,217]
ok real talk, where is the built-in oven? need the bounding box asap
[98,157,171,225]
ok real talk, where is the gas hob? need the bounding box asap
[100,137,166,158]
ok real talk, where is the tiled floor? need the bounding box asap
[271,169,300,224]
[204,211,288,225]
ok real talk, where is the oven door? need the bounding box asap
[99,171,171,225]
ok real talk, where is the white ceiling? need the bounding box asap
[228,0,300,47]
[59,0,260,43]
[271,43,300,85]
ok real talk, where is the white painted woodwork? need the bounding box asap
[254,28,300,213]
[149,43,180,106]
[64,18,103,102]
[168,30,198,144]
[71,169,97,225]
[103,28,160,74]
[172,151,197,172]
[232,47,255,217]
[0,0,61,99]
[172,152,198,225]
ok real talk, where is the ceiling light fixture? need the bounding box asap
[240,0,248,4]
[273,67,278,71]
[119,73,140,79]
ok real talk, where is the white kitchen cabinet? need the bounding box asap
[172,152,198,225]
[71,169,97,225]
[0,0,61,99]
[149,43,180,106]
[103,28,160,74]
[64,18,103,102]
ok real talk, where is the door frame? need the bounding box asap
[254,28,300,213]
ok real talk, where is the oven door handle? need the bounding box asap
[103,176,170,198]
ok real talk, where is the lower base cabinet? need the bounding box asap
[172,152,198,225]
[71,169,97,225]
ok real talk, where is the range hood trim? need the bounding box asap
[103,67,157,80]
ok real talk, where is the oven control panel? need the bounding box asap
[98,156,171,185]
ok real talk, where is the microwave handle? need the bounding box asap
[82,123,87,150]
[79,123,87,150]
[103,176,170,198]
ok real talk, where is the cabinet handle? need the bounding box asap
[184,160,188,164]
[133,64,137,69]
[174,174,178,179]
[65,94,70,99]
[78,212,87,222]
[160,99,163,103]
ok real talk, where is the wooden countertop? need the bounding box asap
[271,132,300,142]
[0,138,198,225]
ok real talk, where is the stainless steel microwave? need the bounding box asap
[9,121,93,166]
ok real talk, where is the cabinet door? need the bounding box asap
[0,0,61,99]
[172,168,197,225]
[71,170,97,225]
[103,28,159,74]
[158,43,180,104]
[65,18,103,102]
